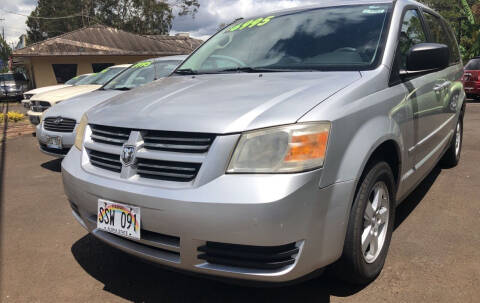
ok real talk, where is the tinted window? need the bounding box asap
[465,59,480,70]
[423,12,459,64]
[80,67,127,85]
[65,74,88,85]
[0,74,15,82]
[179,4,392,72]
[92,63,114,73]
[104,60,181,90]
[52,64,78,84]
[398,10,427,70]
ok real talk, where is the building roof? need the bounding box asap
[13,25,203,57]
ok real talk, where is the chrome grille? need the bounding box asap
[44,117,76,133]
[90,124,130,146]
[88,150,122,173]
[30,101,51,113]
[143,131,215,153]
[137,158,201,182]
[86,124,215,183]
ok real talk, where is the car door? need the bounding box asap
[391,8,434,191]
[417,10,462,166]
[395,8,452,188]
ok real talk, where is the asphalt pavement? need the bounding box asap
[0,104,479,302]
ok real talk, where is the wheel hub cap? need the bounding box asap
[362,182,390,264]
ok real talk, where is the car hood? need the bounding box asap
[44,90,124,122]
[31,85,101,104]
[25,84,71,96]
[87,72,361,134]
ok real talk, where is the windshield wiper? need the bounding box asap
[113,87,131,91]
[217,67,308,73]
[174,68,198,75]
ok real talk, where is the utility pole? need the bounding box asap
[0,18,5,40]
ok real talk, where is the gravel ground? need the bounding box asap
[0,103,479,303]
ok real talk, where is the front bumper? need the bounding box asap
[1,90,23,98]
[22,99,31,108]
[36,123,76,157]
[62,147,355,282]
[28,111,43,125]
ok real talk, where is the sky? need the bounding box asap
[0,0,317,46]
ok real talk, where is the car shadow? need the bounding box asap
[41,158,62,173]
[70,166,442,302]
[71,234,370,303]
[394,165,441,230]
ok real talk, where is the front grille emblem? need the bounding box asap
[54,117,63,124]
[121,144,137,167]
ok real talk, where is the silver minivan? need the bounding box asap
[62,0,465,284]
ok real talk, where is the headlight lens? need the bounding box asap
[227,122,331,173]
[74,114,88,150]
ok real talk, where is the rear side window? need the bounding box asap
[465,59,480,70]
[423,12,460,64]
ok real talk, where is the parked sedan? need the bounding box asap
[27,65,130,125]
[21,74,93,109]
[37,56,186,157]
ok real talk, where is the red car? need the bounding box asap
[463,57,480,100]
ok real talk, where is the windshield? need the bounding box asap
[65,74,88,85]
[76,67,127,85]
[465,59,480,70]
[103,60,181,90]
[177,4,391,74]
[0,74,15,82]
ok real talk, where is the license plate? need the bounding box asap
[97,199,141,240]
[47,136,62,149]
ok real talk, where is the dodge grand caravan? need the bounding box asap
[62,0,465,284]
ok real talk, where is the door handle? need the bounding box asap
[433,81,451,93]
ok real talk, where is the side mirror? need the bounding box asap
[401,43,450,78]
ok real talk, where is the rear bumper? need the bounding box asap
[62,147,356,283]
[463,81,480,96]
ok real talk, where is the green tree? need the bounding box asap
[26,0,92,44]
[418,0,480,62]
[0,36,12,73]
[26,0,200,44]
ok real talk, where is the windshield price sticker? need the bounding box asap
[228,16,276,32]
[132,61,152,68]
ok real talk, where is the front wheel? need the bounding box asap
[333,161,396,285]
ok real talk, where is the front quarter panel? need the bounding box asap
[300,68,410,197]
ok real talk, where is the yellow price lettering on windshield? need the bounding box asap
[100,69,109,74]
[132,61,152,68]
[229,16,275,32]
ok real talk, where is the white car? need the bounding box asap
[21,74,92,108]
[37,56,186,157]
[27,65,130,125]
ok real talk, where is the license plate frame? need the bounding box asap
[97,199,141,240]
[46,136,62,149]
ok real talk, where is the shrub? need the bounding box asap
[0,112,25,123]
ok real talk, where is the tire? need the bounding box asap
[441,115,463,168]
[333,161,396,285]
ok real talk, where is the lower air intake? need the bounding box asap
[198,242,299,270]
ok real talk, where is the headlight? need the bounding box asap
[74,114,88,150]
[227,122,331,173]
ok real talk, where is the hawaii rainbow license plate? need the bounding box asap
[97,199,141,240]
